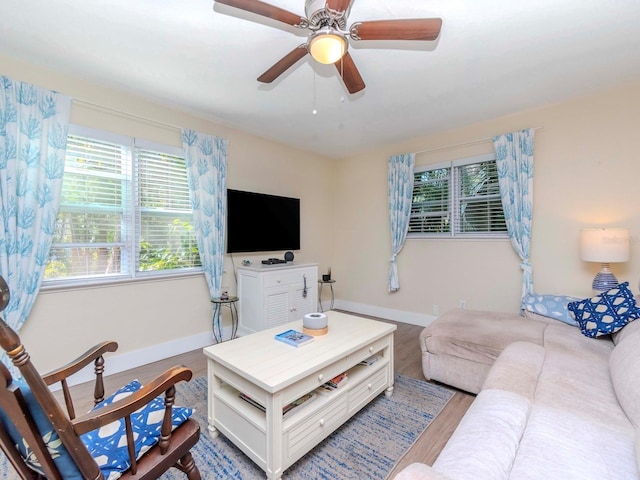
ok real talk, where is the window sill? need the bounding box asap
[39,270,205,293]
[407,234,510,241]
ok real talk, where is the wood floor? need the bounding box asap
[60,315,474,478]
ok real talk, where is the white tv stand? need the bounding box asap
[236,263,318,336]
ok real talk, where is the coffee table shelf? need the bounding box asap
[203,312,396,480]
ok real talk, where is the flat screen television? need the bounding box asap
[226,189,300,253]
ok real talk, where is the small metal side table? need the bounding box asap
[210,296,239,343]
[317,279,335,312]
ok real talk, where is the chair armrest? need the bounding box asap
[42,341,119,419]
[42,341,119,385]
[71,365,193,435]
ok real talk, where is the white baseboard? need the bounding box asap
[332,299,436,327]
[55,328,218,389]
[59,304,432,390]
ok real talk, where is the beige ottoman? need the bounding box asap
[420,308,548,393]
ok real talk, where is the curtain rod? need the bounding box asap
[72,98,182,132]
[414,126,544,155]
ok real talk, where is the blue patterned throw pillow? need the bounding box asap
[522,294,581,326]
[567,282,640,338]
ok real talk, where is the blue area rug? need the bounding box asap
[161,373,453,479]
[0,373,453,479]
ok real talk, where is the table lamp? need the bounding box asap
[580,228,630,293]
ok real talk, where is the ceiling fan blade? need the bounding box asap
[351,18,442,41]
[258,45,308,83]
[326,0,354,13]
[335,52,365,94]
[215,0,306,27]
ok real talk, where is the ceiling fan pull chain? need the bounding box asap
[312,69,318,115]
[340,58,345,103]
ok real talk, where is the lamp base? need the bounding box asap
[592,263,619,294]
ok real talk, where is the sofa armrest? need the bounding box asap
[393,463,454,480]
[482,341,545,401]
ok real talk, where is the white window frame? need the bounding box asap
[408,153,508,239]
[42,125,202,289]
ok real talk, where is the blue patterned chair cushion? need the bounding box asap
[0,379,192,480]
[83,380,193,480]
[0,378,82,478]
[522,294,581,326]
[567,282,640,338]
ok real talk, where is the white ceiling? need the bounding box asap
[2,0,640,159]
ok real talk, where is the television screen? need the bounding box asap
[226,189,300,253]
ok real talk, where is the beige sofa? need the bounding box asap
[394,308,640,480]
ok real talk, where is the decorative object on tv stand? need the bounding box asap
[580,228,630,293]
[303,312,328,336]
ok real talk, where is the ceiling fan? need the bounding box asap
[214,0,442,94]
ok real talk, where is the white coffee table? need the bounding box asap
[203,311,396,480]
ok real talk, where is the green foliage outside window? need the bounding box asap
[410,157,506,236]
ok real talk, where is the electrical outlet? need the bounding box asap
[432,304,439,315]
[459,299,467,309]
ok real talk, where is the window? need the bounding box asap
[45,126,200,285]
[409,153,507,237]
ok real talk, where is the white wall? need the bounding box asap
[334,79,640,324]
[1,53,338,372]
[3,52,640,373]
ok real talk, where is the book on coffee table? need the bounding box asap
[275,329,314,347]
[239,391,316,419]
[282,392,317,419]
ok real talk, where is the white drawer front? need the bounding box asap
[263,268,317,288]
[348,367,388,414]
[348,336,391,366]
[281,357,350,404]
[285,395,347,463]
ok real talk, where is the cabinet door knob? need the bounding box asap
[318,374,324,381]
[369,346,374,353]
[319,419,325,427]
[367,383,373,390]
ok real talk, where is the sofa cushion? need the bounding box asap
[393,463,453,480]
[509,405,637,480]
[432,389,531,480]
[422,309,546,366]
[567,282,640,338]
[610,327,640,429]
[538,325,620,422]
[611,313,640,345]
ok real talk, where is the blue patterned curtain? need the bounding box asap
[493,128,535,302]
[0,76,71,333]
[182,129,228,298]
[388,153,415,292]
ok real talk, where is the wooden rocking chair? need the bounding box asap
[0,276,201,480]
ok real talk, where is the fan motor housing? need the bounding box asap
[305,0,349,29]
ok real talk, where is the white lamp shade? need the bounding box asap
[580,228,630,263]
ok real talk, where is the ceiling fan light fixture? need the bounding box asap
[308,28,347,64]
